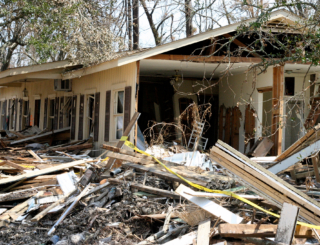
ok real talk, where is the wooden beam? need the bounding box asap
[0,160,87,185]
[223,33,260,58]
[10,127,71,145]
[146,54,263,63]
[103,112,140,169]
[271,66,284,156]
[312,154,320,183]
[257,86,273,93]
[219,224,314,238]
[268,138,320,174]
[37,143,92,153]
[122,162,208,186]
[212,141,320,225]
[109,178,182,199]
[104,151,154,165]
[275,203,299,244]
[135,61,140,146]
[102,144,153,161]
[197,218,211,245]
[31,189,76,222]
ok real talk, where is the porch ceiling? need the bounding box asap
[140,59,253,78]
[284,64,320,74]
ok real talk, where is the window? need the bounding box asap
[63,97,72,127]
[114,90,124,139]
[22,100,29,129]
[86,94,95,138]
[10,99,16,130]
[48,99,55,130]
[1,101,6,130]
[285,77,295,96]
[34,99,41,127]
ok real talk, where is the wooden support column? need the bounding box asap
[312,153,320,183]
[271,66,284,156]
[134,61,140,145]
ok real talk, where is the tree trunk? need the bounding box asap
[127,0,133,50]
[132,0,139,50]
[140,0,161,45]
[185,0,193,37]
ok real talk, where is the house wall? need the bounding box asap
[219,67,273,153]
[219,66,314,153]
[0,62,137,152]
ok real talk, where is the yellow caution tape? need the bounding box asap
[121,139,320,230]
[102,136,129,162]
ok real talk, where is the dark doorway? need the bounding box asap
[197,94,219,149]
[34,99,41,127]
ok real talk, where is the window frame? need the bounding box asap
[114,90,125,140]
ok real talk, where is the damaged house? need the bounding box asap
[0,9,318,157]
[3,8,320,245]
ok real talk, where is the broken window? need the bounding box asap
[48,99,55,130]
[285,77,295,96]
[63,97,72,128]
[10,99,16,130]
[86,94,95,138]
[22,100,29,129]
[114,90,124,139]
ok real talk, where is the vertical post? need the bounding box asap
[312,153,320,182]
[271,66,284,156]
[275,203,299,245]
[135,61,140,146]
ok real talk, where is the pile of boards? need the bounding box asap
[2,134,320,245]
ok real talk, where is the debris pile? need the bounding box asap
[2,117,320,244]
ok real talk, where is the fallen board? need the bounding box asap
[10,127,71,145]
[0,160,87,185]
[275,124,320,162]
[104,112,140,169]
[211,140,320,225]
[218,224,314,238]
[109,178,182,200]
[175,184,243,224]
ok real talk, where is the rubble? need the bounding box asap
[2,119,320,244]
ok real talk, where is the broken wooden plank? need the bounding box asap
[197,218,211,245]
[0,161,28,171]
[10,127,71,145]
[184,190,264,200]
[31,189,76,222]
[83,170,133,198]
[275,124,319,162]
[209,149,320,225]
[104,112,140,169]
[48,185,90,235]
[275,203,299,244]
[312,154,320,182]
[104,151,154,165]
[122,162,207,186]
[0,159,87,185]
[37,143,92,153]
[268,138,320,174]
[102,144,153,161]
[175,184,243,224]
[162,231,197,245]
[213,141,320,225]
[109,178,182,199]
[27,150,43,162]
[218,224,314,238]
[0,187,47,202]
